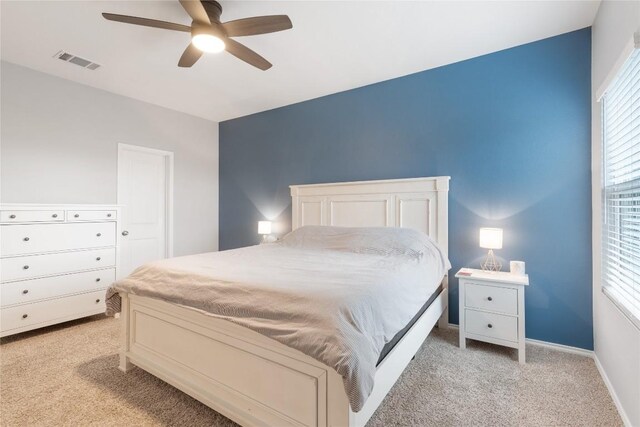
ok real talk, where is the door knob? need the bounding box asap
[122,230,129,236]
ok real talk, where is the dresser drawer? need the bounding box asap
[464,282,518,315]
[1,268,114,307]
[67,210,117,221]
[465,309,518,342]
[1,222,116,256]
[1,210,64,223]
[1,248,116,282]
[1,289,106,333]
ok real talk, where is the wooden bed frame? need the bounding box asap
[118,176,450,427]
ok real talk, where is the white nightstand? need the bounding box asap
[456,268,529,364]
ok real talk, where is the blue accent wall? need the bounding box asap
[219,28,593,349]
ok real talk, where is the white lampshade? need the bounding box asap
[258,221,272,235]
[479,228,503,250]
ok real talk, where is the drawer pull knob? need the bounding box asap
[122,230,129,236]
[96,299,101,303]
[487,296,493,301]
[96,233,102,237]
[96,257,101,261]
[9,214,16,219]
[487,324,493,328]
[96,278,101,282]
[23,237,30,242]
[74,214,80,218]
[22,314,28,319]
[23,265,29,270]
[22,289,29,294]
[52,213,58,218]
[107,213,112,217]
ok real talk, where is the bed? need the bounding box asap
[111,176,450,427]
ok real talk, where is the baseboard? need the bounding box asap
[445,323,594,358]
[524,337,594,358]
[594,354,633,427]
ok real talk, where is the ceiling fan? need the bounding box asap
[102,0,292,70]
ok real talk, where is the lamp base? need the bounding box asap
[481,249,502,272]
[260,234,277,244]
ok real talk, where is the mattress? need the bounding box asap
[377,283,443,365]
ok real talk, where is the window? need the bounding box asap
[602,47,640,328]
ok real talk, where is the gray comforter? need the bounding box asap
[106,226,449,411]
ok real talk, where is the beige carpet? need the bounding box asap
[1,315,622,426]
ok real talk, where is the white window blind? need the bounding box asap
[602,47,640,327]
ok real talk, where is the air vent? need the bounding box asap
[53,51,101,70]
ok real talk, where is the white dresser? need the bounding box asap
[0,204,120,337]
[456,268,529,364]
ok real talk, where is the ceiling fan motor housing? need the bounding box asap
[201,0,223,23]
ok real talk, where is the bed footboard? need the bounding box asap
[118,287,447,427]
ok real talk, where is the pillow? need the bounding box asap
[279,225,441,260]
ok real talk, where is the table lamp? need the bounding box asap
[479,227,503,272]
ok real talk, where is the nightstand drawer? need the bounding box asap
[465,309,518,342]
[465,282,517,315]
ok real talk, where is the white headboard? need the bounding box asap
[289,177,450,256]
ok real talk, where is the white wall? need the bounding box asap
[591,2,640,426]
[1,61,219,256]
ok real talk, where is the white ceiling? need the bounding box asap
[1,1,600,122]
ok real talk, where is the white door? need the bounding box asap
[117,144,173,278]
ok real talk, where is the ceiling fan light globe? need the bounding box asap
[192,34,225,53]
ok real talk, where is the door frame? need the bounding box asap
[117,143,174,260]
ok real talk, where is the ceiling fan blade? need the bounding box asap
[179,0,210,24]
[102,13,191,32]
[178,43,204,67]
[224,38,272,70]
[223,15,292,37]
